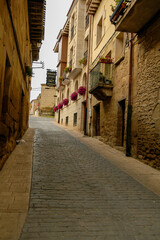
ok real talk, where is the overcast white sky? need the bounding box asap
[30,0,73,101]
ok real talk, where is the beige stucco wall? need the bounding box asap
[91,0,115,62]
[55,0,88,131]
[40,84,56,115]
[55,68,87,131]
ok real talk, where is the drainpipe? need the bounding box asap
[126,33,133,156]
[84,14,92,135]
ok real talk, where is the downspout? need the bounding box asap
[84,14,92,135]
[126,33,133,156]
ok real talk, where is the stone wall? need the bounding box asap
[135,16,160,169]
[90,13,160,169]
[40,84,56,116]
[0,0,31,169]
[30,99,38,115]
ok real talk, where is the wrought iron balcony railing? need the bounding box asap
[110,0,131,25]
[71,26,74,40]
[90,62,112,90]
[114,0,160,33]
[85,14,89,29]
[84,50,88,60]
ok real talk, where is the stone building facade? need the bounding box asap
[88,0,160,168]
[54,0,160,169]
[30,99,38,115]
[0,0,45,168]
[40,84,56,116]
[54,0,89,132]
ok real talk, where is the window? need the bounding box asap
[97,17,102,45]
[2,55,11,117]
[73,113,77,126]
[115,33,124,63]
[75,80,78,92]
[84,36,88,60]
[70,47,73,67]
[82,73,87,87]
[71,14,74,40]
[66,116,69,125]
[67,88,70,100]
[85,14,89,29]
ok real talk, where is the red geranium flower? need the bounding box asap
[71,92,78,101]
[58,102,63,109]
[63,98,69,106]
[54,106,58,112]
[78,86,86,95]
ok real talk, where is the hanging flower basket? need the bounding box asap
[58,102,63,109]
[63,98,69,106]
[54,106,58,112]
[71,92,78,101]
[78,86,86,95]
[99,56,113,64]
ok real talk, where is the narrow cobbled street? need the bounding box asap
[20,117,160,240]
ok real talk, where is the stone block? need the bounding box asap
[0,122,9,137]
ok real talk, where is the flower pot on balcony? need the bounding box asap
[63,98,69,106]
[59,76,64,82]
[64,66,72,73]
[54,106,58,112]
[71,92,78,101]
[99,59,113,64]
[78,86,86,95]
[105,80,112,84]
[111,2,127,22]
[58,102,63,109]
[99,57,113,64]
[79,58,87,65]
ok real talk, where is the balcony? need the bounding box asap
[89,62,113,101]
[111,0,160,33]
[62,72,70,85]
[87,0,101,15]
[67,59,82,79]
[56,82,65,91]
[56,77,65,91]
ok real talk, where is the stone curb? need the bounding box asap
[0,128,34,240]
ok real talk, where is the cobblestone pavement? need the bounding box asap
[19,117,160,240]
